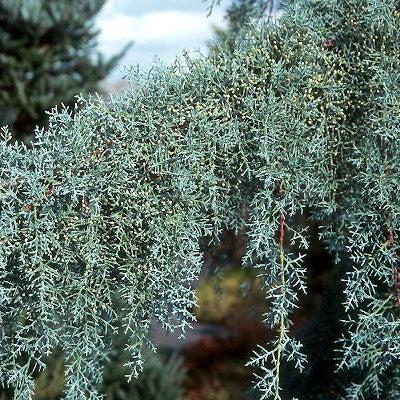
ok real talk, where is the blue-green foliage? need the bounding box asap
[1,0,400,399]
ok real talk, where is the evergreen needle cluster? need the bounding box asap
[0,0,129,140]
[1,0,399,399]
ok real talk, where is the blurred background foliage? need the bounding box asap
[195,267,268,325]
[31,346,186,400]
[0,0,130,142]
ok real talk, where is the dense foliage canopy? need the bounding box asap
[1,0,400,399]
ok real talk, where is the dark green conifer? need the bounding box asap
[0,0,129,141]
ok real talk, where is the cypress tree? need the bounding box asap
[0,0,129,141]
[1,1,399,399]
